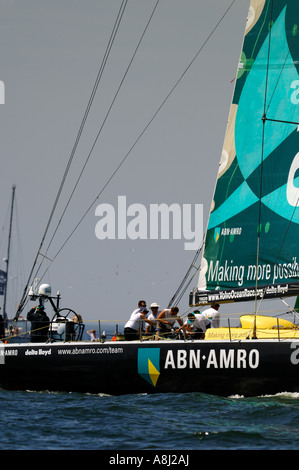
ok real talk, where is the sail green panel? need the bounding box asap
[197,0,299,296]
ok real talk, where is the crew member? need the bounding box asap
[124,300,150,340]
[203,303,220,328]
[145,302,160,335]
[27,305,50,342]
[184,311,209,339]
[156,306,183,339]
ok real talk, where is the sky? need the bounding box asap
[0,0,251,327]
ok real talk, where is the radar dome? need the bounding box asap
[39,284,52,296]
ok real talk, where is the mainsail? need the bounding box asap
[190,0,299,306]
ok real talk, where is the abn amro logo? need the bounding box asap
[138,348,160,387]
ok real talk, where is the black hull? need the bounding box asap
[1,339,299,396]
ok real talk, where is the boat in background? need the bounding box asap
[1,185,16,327]
[0,185,27,342]
[2,0,299,397]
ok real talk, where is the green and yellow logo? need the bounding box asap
[214,227,220,243]
[138,348,160,387]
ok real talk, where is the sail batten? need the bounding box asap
[190,0,299,307]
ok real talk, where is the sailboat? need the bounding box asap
[1,0,299,396]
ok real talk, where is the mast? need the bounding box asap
[3,185,16,323]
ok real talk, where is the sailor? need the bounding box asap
[203,302,220,328]
[145,302,161,335]
[87,329,97,341]
[184,311,209,339]
[124,300,150,340]
[155,306,183,339]
[27,305,50,342]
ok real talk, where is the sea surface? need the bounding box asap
[1,322,299,453]
[2,389,299,452]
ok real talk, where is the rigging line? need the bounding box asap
[32,0,129,283]
[255,13,299,311]
[33,0,160,284]
[185,0,239,294]
[262,0,273,118]
[253,10,299,312]
[12,198,26,311]
[254,0,274,317]
[35,0,238,282]
[256,75,299,312]
[280,298,299,321]
[172,268,200,307]
[274,196,299,266]
[264,117,299,126]
[40,0,129,253]
[0,200,10,260]
[249,196,299,316]
[249,0,270,62]
[15,0,129,317]
[167,248,202,308]
[262,6,299,120]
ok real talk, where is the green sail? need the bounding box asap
[191,0,299,306]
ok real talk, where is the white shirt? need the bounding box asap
[147,310,160,323]
[185,313,209,333]
[203,307,220,328]
[88,331,96,341]
[162,308,178,327]
[194,313,210,332]
[125,308,146,330]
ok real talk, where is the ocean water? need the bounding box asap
[2,322,299,452]
[1,389,299,452]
